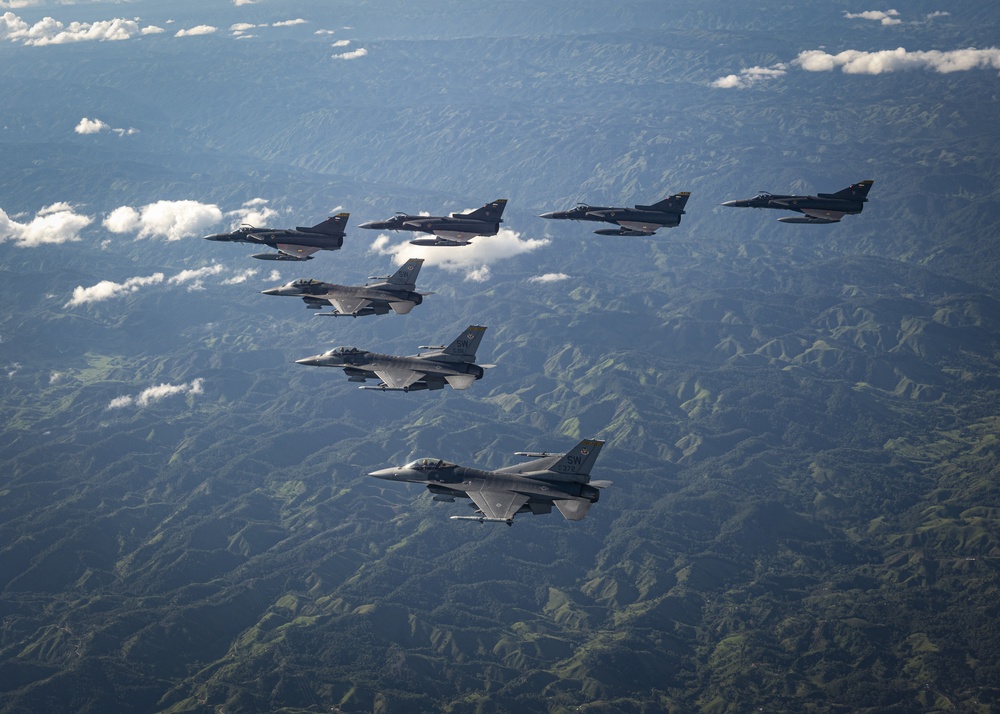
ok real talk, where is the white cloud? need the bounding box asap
[795,47,1000,74]
[49,371,63,384]
[0,2,42,9]
[233,0,258,5]
[103,200,223,241]
[230,22,255,34]
[369,228,549,282]
[332,47,366,60]
[272,19,307,27]
[226,198,278,228]
[926,11,949,20]
[107,378,205,410]
[315,29,336,35]
[175,25,216,37]
[711,64,786,89]
[141,25,165,35]
[529,272,570,283]
[74,116,137,136]
[221,268,259,285]
[168,263,226,290]
[844,10,901,26]
[330,39,349,47]
[0,202,92,246]
[75,117,108,134]
[65,273,164,307]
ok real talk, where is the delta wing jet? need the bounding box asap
[540,192,690,236]
[204,213,349,260]
[721,180,873,224]
[369,438,609,525]
[260,258,430,317]
[358,199,507,246]
[296,325,492,391]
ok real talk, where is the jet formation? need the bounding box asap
[369,439,609,524]
[721,180,874,224]
[295,325,492,392]
[260,258,430,317]
[203,213,350,260]
[358,198,508,246]
[540,192,691,236]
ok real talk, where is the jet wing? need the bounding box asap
[373,368,425,390]
[328,296,372,315]
[276,244,321,258]
[800,208,845,222]
[467,490,530,521]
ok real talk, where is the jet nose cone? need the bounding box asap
[203,233,222,241]
[295,356,321,366]
[368,467,397,479]
[260,288,281,296]
[538,212,557,219]
[357,221,376,229]
[720,200,740,207]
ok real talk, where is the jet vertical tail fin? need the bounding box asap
[820,180,874,201]
[440,325,487,361]
[638,192,691,213]
[547,439,605,481]
[385,258,423,287]
[302,212,350,236]
[461,199,508,222]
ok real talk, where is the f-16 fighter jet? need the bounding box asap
[260,258,430,317]
[296,325,492,392]
[540,192,690,236]
[357,199,507,246]
[369,438,609,524]
[203,213,349,260]
[721,180,873,224]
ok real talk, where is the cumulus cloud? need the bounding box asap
[230,22,255,35]
[65,273,164,307]
[74,116,137,137]
[529,272,570,283]
[1,13,143,45]
[332,47,366,60]
[315,29,336,35]
[226,198,278,228]
[369,228,549,282]
[0,2,43,9]
[221,268,259,285]
[330,39,350,47]
[233,0,258,5]
[794,47,1000,74]
[844,9,901,25]
[141,25,165,35]
[711,64,786,89]
[107,378,205,410]
[75,117,109,134]
[926,11,949,20]
[168,263,225,290]
[103,200,223,241]
[175,25,216,37]
[0,202,92,246]
[273,19,307,27]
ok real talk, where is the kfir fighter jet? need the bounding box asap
[260,258,430,317]
[540,192,690,236]
[721,180,874,224]
[203,213,349,260]
[369,438,609,525]
[296,325,492,391]
[358,199,508,246]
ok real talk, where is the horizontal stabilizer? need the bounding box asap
[554,499,591,521]
[389,301,417,314]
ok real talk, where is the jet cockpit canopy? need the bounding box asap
[405,458,457,471]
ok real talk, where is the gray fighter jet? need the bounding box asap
[540,192,690,236]
[260,258,430,317]
[369,438,609,524]
[721,180,873,224]
[203,213,349,260]
[357,199,507,246]
[296,325,492,391]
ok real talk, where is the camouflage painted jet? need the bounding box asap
[260,258,430,317]
[721,180,874,224]
[357,199,507,246]
[540,192,690,236]
[295,325,492,391]
[203,213,349,260]
[368,438,609,525]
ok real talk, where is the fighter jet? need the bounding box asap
[357,199,507,246]
[296,325,492,391]
[721,180,874,224]
[540,192,690,236]
[368,438,609,525]
[260,258,430,317]
[203,213,349,260]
